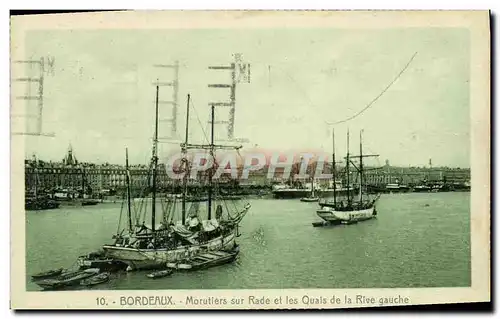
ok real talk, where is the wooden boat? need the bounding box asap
[25,155,61,211]
[35,268,100,290]
[77,250,127,271]
[102,91,250,271]
[315,129,381,225]
[311,220,342,227]
[300,177,319,202]
[80,272,110,286]
[146,269,173,279]
[26,198,60,211]
[31,267,64,280]
[81,199,99,206]
[166,246,240,271]
[300,197,319,202]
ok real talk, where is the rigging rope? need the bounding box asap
[189,98,211,145]
[170,199,177,224]
[116,193,125,234]
[325,51,418,126]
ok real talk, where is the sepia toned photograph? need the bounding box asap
[10,10,490,309]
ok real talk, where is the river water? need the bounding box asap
[25,192,470,291]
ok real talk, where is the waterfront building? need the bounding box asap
[25,147,471,194]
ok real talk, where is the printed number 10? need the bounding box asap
[96,297,107,306]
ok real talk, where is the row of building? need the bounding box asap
[25,156,470,195]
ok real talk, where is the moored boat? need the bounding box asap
[314,129,381,225]
[101,90,250,271]
[300,197,319,202]
[77,250,127,271]
[35,268,100,290]
[317,197,379,224]
[300,177,320,202]
[80,272,110,286]
[25,155,61,211]
[31,267,64,280]
[166,245,240,271]
[413,184,431,192]
[146,269,173,279]
[81,199,99,206]
[273,186,355,199]
[25,197,60,211]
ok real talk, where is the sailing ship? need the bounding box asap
[316,129,381,224]
[53,168,100,206]
[300,177,319,202]
[272,160,356,199]
[25,155,60,211]
[101,88,250,271]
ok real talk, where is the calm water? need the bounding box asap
[26,192,471,291]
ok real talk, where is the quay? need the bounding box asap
[25,146,470,200]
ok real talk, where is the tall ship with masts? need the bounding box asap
[316,129,381,224]
[271,160,356,199]
[102,87,250,271]
[25,155,60,211]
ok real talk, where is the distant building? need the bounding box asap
[25,147,471,192]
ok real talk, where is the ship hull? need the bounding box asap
[316,206,376,223]
[25,199,60,211]
[102,232,236,271]
[272,188,355,199]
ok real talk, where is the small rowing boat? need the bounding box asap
[146,269,173,279]
[77,250,127,271]
[31,267,64,281]
[300,197,319,202]
[80,272,110,286]
[35,268,100,290]
[166,246,239,271]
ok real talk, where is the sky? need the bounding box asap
[15,27,470,168]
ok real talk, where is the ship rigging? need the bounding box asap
[102,86,250,271]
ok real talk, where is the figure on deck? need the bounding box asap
[216,204,223,220]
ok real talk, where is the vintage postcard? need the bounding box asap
[10,10,490,310]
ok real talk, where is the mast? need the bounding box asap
[311,177,314,197]
[346,129,351,206]
[359,130,363,202]
[207,104,215,220]
[81,167,85,197]
[332,129,337,206]
[182,94,191,225]
[151,84,159,233]
[126,148,133,232]
[33,155,38,200]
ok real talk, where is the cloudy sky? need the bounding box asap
[16,27,470,168]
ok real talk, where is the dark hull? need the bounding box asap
[193,254,237,270]
[80,273,110,286]
[81,200,99,206]
[31,268,64,280]
[272,189,356,199]
[147,270,173,278]
[55,199,100,207]
[166,246,240,271]
[35,270,99,290]
[366,185,411,194]
[25,199,60,211]
[77,257,128,271]
[412,187,432,192]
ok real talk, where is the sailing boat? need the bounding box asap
[79,167,99,206]
[316,129,381,224]
[25,155,60,211]
[300,177,319,202]
[54,166,99,207]
[101,88,250,271]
